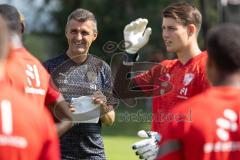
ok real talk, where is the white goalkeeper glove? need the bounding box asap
[132,130,161,160]
[124,18,152,54]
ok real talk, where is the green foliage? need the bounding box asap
[49,0,204,63]
[44,0,219,63]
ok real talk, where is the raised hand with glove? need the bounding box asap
[132,130,161,160]
[124,18,152,62]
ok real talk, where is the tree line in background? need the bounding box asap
[24,0,240,63]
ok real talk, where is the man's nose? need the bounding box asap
[76,33,83,40]
[162,30,169,38]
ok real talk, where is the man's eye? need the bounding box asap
[71,30,78,34]
[168,27,176,30]
[81,31,89,36]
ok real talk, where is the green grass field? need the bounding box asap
[102,103,152,160]
[103,136,140,160]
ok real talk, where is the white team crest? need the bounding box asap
[183,73,194,86]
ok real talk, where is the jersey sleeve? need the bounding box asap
[133,61,171,94]
[45,78,60,106]
[133,67,154,87]
[195,53,211,94]
[101,62,118,106]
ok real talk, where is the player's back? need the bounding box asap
[0,82,60,160]
[164,87,240,160]
[6,47,50,108]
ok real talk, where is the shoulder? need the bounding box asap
[15,48,43,66]
[195,51,208,66]
[11,48,50,75]
[149,59,177,73]
[160,59,178,68]
[89,54,111,70]
[44,54,67,72]
[193,51,208,73]
[44,54,66,66]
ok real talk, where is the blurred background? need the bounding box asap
[1,0,240,159]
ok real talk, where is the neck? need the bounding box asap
[176,40,201,64]
[0,61,6,80]
[213,71,240,87]
[10,33,23,49]
[66,50,88,64]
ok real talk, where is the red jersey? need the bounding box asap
[0,82,60,160]
[158,87,240,160]
[6,47,60,107]
[133,51,210,132]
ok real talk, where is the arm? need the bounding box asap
[98,101,115,126]
[46,80,73,137]
[101,109,115,126]
[113,18,153,99]
[113,54,158,99]
[48,94,73,137]
[92,91,115,126]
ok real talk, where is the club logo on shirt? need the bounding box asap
[183,73,194,86]
[24,64,46,95]
[177,73,195,99]
[87,71,97,82]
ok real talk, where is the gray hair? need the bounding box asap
[66,8,98,33]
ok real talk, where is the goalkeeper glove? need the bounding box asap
[132,130,161,160]
[124,18,152,54]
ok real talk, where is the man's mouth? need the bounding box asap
[73,42,86,48]
[164,40,172,47]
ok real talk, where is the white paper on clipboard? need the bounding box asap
[71,96,100,123]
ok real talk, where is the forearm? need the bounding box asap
[113,53,144,99]
[100,104,115,126]
[56,120,73,137]
[48,95,73,136]
[113,52,157,99]
[100,110,115,126]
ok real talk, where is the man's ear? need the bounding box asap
[92,32,98,41]
[19,13,25,34]
[65,27,68,37]
[20,23,25,34]
[187,24,196,37]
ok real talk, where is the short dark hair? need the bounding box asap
[207,23,240,73]
[0,4,22,34]
[162,2,202,31]
[66,8,97,33]
[0,15,9,60]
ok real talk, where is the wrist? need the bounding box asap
[123,52,138,64]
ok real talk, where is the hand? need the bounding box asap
[132,130,161,160]
[69,104,76,112]
[92,91,109,113]
[124,18,152,54]
[92,91,107,102]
